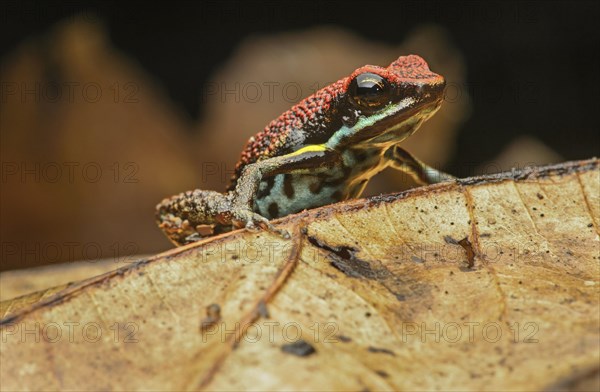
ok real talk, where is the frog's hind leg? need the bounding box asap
[385,145,455,185]
[156,188,289,245]
[156,189,232,246]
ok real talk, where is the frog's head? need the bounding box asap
[331,55,445,148]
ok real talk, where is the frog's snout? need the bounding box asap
[410,77,446,107]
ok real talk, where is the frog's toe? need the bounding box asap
[255,219,290,239]
[246,213,273,232]
[157,214,197,245]
[182,233,203,244]
[231,209,258,229]
[244,219,259,231]
[279,228,291,239]
[232,209,289,239]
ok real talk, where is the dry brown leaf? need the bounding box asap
[0,258,132,302]
[1,159,599,391]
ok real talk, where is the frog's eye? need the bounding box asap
[348,73,390,109]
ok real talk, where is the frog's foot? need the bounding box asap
[157,212,211,246]
[231,208,290,239]
[155,190,229,245]
[387,146,456,185]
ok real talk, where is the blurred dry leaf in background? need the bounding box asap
[1,18,199,270]
[1,159,598,391]
[479,135,564,174]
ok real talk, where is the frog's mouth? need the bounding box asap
[327,87,444,149]
[365,97,443,145]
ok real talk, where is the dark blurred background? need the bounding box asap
[1,0,599,271]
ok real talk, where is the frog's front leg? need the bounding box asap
[229,147,342,229]
[385,145,455,185]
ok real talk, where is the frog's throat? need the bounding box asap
[325,97,440,150]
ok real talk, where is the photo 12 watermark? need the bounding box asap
[1,241,141,266]
[1,321,139,344]
[1,81,140,104]
[201,321,340,344]
[1,161,140,184]
[400,321,539,344]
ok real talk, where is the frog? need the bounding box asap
[156,55,454,245]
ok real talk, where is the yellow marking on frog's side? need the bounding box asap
[286,144,329,157]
